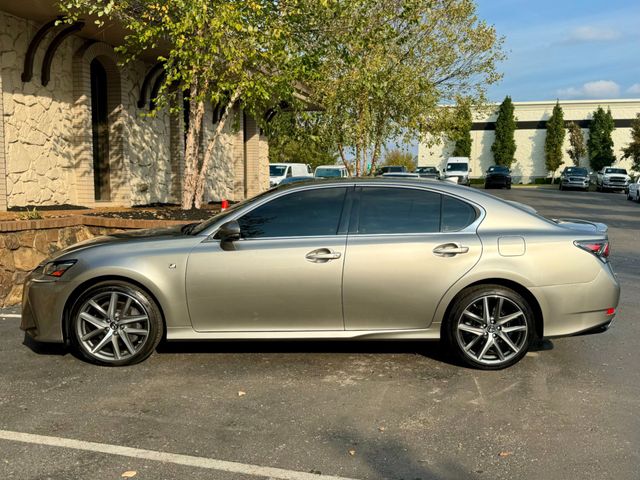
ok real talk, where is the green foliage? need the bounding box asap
[306,0,504,176]
[544,101,565,179]
[566,121,587,166]
[451,104,473,157]
[491,96,517,167]
[267,113,339,172]
[587,107,616,171]
[17,207,42,220]
[622,114,640,172]
[383,149,416,172]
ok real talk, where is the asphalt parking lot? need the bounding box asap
[1,187,639,480]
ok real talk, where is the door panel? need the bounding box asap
[186,236,346,331]
[342,233,482,330]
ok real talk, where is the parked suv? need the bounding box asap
[596,167,630,193]
[559,166,590,191]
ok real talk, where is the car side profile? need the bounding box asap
[627,177,640,202]
[21,179,620,369]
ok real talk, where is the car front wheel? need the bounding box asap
[70,281,164,366]
[444,285,534,370]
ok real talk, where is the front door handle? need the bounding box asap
[433,243,470,257]
[305,248,342,263]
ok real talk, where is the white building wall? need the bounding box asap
[419,99,640,182]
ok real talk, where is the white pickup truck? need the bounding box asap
[595,167,630,193]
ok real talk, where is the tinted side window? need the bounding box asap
[358,187,441,234]
[441,196,478,232]
[238,187,347,239]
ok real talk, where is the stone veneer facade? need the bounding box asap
[0,8,269,210]
[419,99,640,182]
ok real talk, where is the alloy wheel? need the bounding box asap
[75,290,150,362]
[455,295,528,366]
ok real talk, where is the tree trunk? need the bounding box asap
[338,143,351,176]
[193,90,242,208]
[181,82,206,210]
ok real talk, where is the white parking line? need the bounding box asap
[0,430,359,480]
[0,314,21,318]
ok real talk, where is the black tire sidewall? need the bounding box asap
[70,281,163,366]
[444,285,535,370]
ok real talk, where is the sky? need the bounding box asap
[476,0,640,102]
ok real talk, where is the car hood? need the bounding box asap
[553,218,608,235]
[50,224,191,260]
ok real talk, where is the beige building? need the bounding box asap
[419,99,640,182]
[0,1,270,211]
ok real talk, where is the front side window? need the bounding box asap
[238,187,347,239]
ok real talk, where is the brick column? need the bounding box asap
[243,114,261,198]
[0,73,7,211]
[232,108,246,200]
[169,101,184,203]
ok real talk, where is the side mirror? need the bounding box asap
[216,220,241,243]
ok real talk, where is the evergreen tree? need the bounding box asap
[491,96,517,167]
[566,121,587,166]
[622,114,640,172]
[544,101,565,181]
[587,107,616,171]
[451,104,473,157]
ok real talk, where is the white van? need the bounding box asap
[443,157,471,186]
[269,163,313,187]
[314,165,349,178]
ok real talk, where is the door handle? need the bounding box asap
[305,248,342,263]
[433,243,469,257]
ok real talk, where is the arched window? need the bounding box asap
[90,58,110,200]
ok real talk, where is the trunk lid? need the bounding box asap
[552,218,608,235]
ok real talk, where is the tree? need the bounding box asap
[60,0,320,209]
[587,107,616,171]
[566,121,587,166]
[491,96,517,167]
[622,114,640,172]
[544,101,565,181]
[383,149,416,172]
[451,103,473,157]
[305,0,504,176]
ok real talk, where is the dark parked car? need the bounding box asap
[415,166,441,179]
[375,165,406,176]
[559,166,590,191]
[484,165,512,189]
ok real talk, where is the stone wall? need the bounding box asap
[0,216,189,306]
[0,9,264,209]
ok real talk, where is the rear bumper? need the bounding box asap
[532,264,620,338]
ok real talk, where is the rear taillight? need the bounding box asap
[574,240,610,261]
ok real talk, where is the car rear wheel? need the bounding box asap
[444,285,534,370]
[70,281,163,366]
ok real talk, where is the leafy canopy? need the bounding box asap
[566,121,587,167]
[622,114,640,172]
[587,107,616,171]
[491,96,517,167]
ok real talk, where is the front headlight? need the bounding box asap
[42,260,77,277]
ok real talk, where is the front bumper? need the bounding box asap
[561,178,589,188]
[20,270,71,343]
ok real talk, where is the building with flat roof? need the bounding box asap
[418,99,639,182]
[0,0,270,211]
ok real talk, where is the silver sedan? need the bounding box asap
[21,179,620,369]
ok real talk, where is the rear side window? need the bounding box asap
[441,195,478,232]
[238,187,347,238]
[357,187,441,234]
[356,187,477,234]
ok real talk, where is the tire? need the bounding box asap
[443,284,535,370]
[507,184,511,190]
[70,281,164,366]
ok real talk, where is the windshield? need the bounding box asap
[269,165,287,177]
[446,163,468,172]
[487,166,509,173]
[315,168,343,178]
[564,167,588,175]
[416,167,437,173]
[605,168,627,174]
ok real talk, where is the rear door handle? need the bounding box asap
[433,243,469,257]
[305,248,342,263]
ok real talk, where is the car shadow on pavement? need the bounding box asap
[22,333,69,357]
[156,339,455,364]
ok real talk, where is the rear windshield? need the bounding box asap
[316,168,343,178]
[487,166,509,173]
